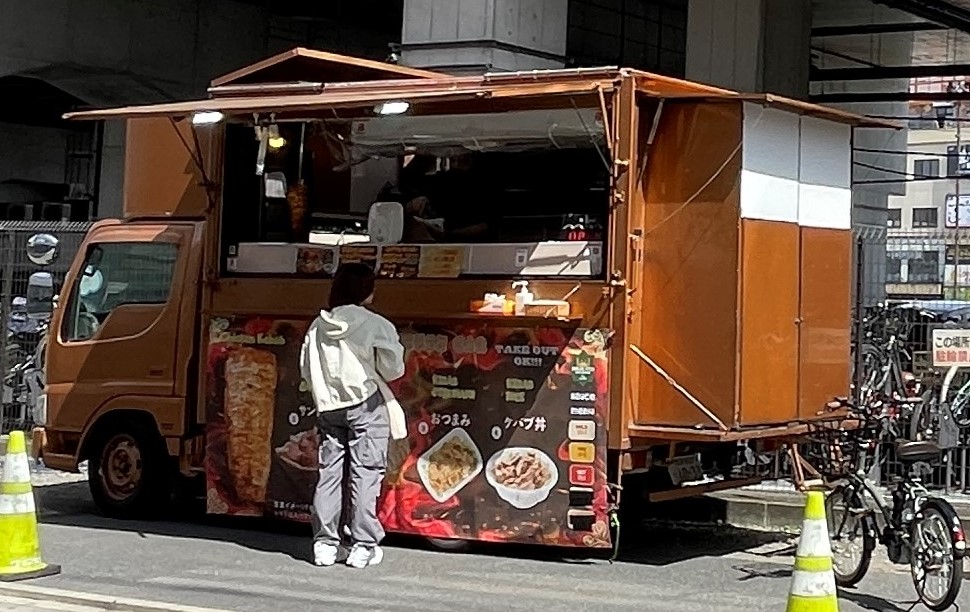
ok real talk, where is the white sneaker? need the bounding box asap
[313,542,346,567]
[346,544,384,569]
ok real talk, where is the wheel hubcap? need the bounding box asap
[100,434,143,502]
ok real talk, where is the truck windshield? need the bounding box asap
[62,242,177,342]
[219,107,609,278]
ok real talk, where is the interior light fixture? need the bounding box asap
[191,111,225,126]
[375,101,410,116]
[267,123,286,149]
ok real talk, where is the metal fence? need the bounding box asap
[845,226,970,493]
[0,221,93,434]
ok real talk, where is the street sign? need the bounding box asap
[931,327,970,367]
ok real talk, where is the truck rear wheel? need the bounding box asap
[88,420,172,519]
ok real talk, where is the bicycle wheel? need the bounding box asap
[948,379,970,428]
[910,502,963,611]
[854,344,888,403]
[825,485,874,587]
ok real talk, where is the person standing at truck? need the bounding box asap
[300,263,407,568]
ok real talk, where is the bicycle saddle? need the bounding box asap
[895,440,941,462]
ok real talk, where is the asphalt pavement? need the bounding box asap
[9,479,967,611]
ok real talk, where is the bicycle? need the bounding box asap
[911,364,970,444]
[854,304,924,403]
[805,397,966,611]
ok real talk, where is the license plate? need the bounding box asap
[667,454,704,486]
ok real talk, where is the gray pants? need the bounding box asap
[312,393,389,548]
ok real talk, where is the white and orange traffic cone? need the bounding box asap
[0,431,59,581]
[786,490,839,612]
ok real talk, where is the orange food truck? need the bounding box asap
[30,48,891,550]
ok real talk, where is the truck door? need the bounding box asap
[46,221,203,439]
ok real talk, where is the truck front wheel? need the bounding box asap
[87,420,172,519]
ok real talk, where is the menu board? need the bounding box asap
[296,247,337,277]
[418,245,465,278]
[338,245,379,270]
[204,315,611,548]
[378,245,421,278]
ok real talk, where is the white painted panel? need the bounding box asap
[740,102,799,223]
[741,170,799,223]
[798,116,851,229]
[799,116,851,189]
[797,184,851,230]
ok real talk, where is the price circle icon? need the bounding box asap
[288,412,299,426]
[417,421,430,435]
[490,425,502,441]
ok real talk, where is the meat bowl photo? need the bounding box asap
[485,447,559,510]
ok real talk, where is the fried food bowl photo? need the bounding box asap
[485,447,559,510]
[416,427,484,503]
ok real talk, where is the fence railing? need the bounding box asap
[0,221,93,435]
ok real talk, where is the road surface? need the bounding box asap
[14,480,967,611]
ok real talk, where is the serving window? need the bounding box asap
[219,106,609,279]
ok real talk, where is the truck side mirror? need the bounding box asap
[26,233,59,266]
[26,272,55,321]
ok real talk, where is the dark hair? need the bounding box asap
[328,263,376,309]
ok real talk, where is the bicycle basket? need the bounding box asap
[802,418,875,479]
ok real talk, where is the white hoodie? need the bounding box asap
[299,305,408,438]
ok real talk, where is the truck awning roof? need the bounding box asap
[209,47,442,88]
[63,66,897,129]
[63,74,617,120]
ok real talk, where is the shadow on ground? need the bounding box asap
[37,481,789,567]
[838,589,916,612]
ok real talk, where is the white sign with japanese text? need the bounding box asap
[932,328,970,367]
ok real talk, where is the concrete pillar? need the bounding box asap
[685,0,812,99]
[401,0,569,74]
[96,121,127,220]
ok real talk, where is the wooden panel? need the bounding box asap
[636,101,742,429]
[738,219,800,425]
[124,118,212,218]
[798,227,852,418]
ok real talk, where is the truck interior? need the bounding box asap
[220,108,610,278]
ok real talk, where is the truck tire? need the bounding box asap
[426,537,470,552]
[87,419,173,519]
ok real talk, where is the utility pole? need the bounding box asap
[956,97,962,299]
[947,81,967,299]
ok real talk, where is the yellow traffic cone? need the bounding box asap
[0,431,59,581]
[786,490,839,612]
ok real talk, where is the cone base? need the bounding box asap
[786,593,838,612]
[0,563,61,582]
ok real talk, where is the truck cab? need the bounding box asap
[40,218,204,515]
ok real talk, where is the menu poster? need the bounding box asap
[204,317,317,521]
[380,323,611,548]
[338,245,379,271]
[296,247,337,277]
[203,315,611,549]
[418,245,465,278]
[378,245,421,279]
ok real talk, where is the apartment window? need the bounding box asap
[908,251,941,283]
[912,207,938,228]
[888,209,902,228]
[914,158,940,177]
[886,255,903,283]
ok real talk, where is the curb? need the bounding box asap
[711,488,970,532]
[0,583,230,612]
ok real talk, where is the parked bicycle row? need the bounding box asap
[801,395,966,611]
